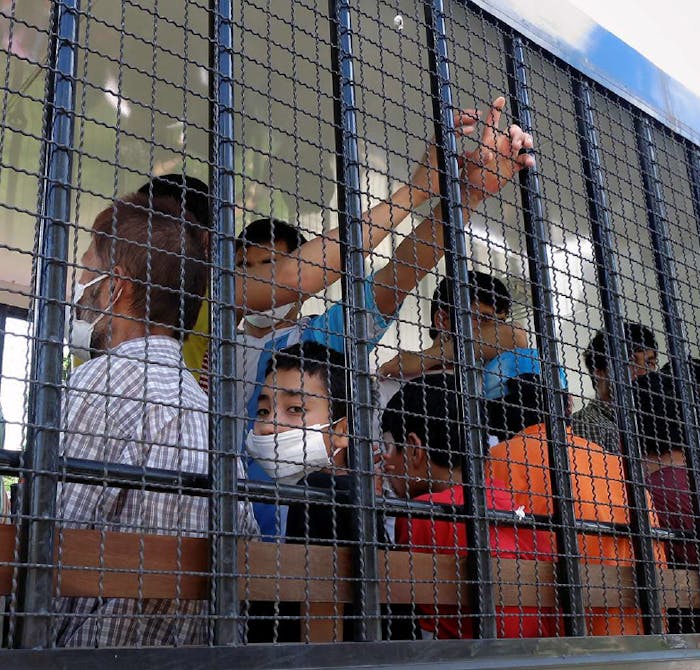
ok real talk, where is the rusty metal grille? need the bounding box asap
[0,0,699,665]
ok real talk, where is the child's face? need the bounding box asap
[254,368,348,466]
[434,300,505,338]
[235,238,290,271]
[629,348,658,381]
[382,432,417,499]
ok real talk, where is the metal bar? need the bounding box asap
[572,77,663,634]
[504,35,587,636]
[685,144,700,250]
[423,0,497,639]
[16,0,80,649]
[6,634,700,670]
[0,305,7,385]
[209,0,240,646]
[328,0,381,642]
[0,448,681,539]
[634,115,700,561]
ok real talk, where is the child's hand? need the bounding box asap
[461,96,535,209]
[411,110,480,200]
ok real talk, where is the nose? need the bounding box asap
[255,418,277,436]
[382,451,397,472]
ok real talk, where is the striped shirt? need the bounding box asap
[56,336,258,648]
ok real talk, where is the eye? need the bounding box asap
[287,405,304,415]
[256,407,269,418]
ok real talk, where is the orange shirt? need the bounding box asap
[487,423,663,636]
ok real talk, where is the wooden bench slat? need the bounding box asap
[0,525,697,610]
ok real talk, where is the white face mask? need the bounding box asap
[66,274,121,361]
[246,421,343,485]
[244,303,295,329]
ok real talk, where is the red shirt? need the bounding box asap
[395,482,557,639]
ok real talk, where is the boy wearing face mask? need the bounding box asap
[246,341,354,544]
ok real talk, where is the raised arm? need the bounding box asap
[234,113,481,317]
[372,97,534,318]
[378,319,529,379]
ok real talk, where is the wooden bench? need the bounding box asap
[0,525,696,641]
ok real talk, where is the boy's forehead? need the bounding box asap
[262,367,328,397]
[235,238,289,262]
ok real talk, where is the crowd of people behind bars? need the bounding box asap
[50,97,698,646]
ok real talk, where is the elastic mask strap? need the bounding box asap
[90,285,124,329]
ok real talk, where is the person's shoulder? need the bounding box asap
[570,403,589,421]
[413,485,462,505]
[485,347,538,369]
[67,355,112,392]
[568,429,607,452]
[490,427,536,459]
[568,430,625,475]
[572,400,613,423]
[492,426,554,472]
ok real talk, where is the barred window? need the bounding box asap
[0,0,700,666]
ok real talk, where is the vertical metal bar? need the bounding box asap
[423,0,497,639]
[573,77,663,634]
[635,115,700,562]
[504,35,587,636]
[685,144,700,240]
[0,305,7,385]
[209,0,240,646]
[328,0,381,642]
[16,0,80,649]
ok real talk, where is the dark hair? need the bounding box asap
[91,193,207,334]
[484,373,545,442]
[264,341,348,422]
[632,369,685,456]
[381,373,464,469]
[236,218,308,254]
[137,174,210,231]
[583,322,658,375]
[429,271,511,340]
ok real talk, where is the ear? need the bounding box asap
[592,368,608,388]
[406,432,427,471]
[111,265,131,303]
[329,416,350,452]
[434,308,450,334]
[564,393,573,418]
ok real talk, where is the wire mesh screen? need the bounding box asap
[1,0,700,659]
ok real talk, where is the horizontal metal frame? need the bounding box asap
[0,449,681,541]
[2,0,700,656]
[0,304,30,322]
[3,634,700,669]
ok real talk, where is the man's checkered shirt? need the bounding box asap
[55,336,258,647]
